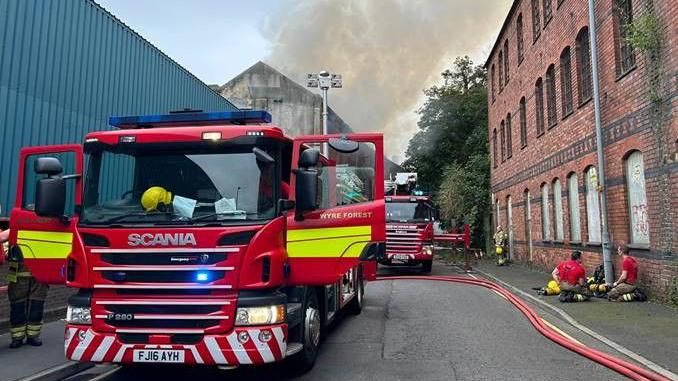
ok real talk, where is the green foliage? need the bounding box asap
[625,13,661,53]
[403,56,489,245]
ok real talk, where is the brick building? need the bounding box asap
[485,0,676,299]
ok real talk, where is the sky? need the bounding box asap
[97,0,512,163]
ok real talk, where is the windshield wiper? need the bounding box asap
[93,210,173,224]
[189,210,250,222]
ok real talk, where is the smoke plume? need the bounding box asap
[263,0,511,162]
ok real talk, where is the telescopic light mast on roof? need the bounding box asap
[306,71,342,155]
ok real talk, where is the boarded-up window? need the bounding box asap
[517,14,525,64]
[519,97,527,148]
[496,199,502,230]
[553,179,564,240]
[532,0,541,42]
[568,173,581,241]
[524,189,532,242]
[541,183,551,240]
[626,151,649,244]
[585,167,601,243]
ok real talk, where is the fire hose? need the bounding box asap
[374,275,669,381]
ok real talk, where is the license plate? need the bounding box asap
[392,254,410,263]
[133,349,185,363]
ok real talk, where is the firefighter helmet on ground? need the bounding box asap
[141,186,172,212]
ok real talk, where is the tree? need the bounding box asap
[403,56,489,246]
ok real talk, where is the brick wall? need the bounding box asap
[486,0,677,300]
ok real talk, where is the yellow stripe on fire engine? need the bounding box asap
[287,226,371,258]
[17,230,73,259]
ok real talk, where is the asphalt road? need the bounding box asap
[86,263,620,381]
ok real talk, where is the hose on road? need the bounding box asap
[374,275,668,381]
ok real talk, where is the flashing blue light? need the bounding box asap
[109,110,272,129]
[196,272,210,282]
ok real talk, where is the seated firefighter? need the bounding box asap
[607,246,641,302]
[552,251,589,302]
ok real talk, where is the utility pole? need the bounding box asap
[306,71,342,155]
[587,0,614,284]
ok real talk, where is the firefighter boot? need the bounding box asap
[25,283,48,346]
[9,326,25,349]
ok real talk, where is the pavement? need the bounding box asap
[3,261,675,380]
[474,259,678,376]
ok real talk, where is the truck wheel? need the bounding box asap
[346,270,364,315]
[287,289,321,374]
[422,260,433,273]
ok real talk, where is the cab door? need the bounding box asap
[9,145,83,284]
[287,134,385,285]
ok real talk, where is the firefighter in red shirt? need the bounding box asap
[552,251,588,298]
[607,246,638,301]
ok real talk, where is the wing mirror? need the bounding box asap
[328,137,359,153]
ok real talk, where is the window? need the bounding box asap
[532,0,541,42]
[500,120,506,162]
[504,40,510,84]
[506,113,513,158]
[541,183,551,240]
[507,195,513,238]
[545,64,557,128]
[568,173,581,241]
[625,151,649,245]
[519,97,527,148]
[585,166,602,242]
[493,129,498,168]
[23,152,77,216]
[495,198,502,230]
[517,14,525,64]
[316,143,376,208]
[535,78,545,136]
[560,47,574,117]
[553,179,564,240]
[491,64,496,103]
[498,51,504,92]
[614,0,636,76]
[543,0,553,26]
[524,189,532,243]
[576,27,593,105]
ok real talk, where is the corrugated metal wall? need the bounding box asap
[0,0,237,216]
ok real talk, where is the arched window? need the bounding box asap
[504,40,510,84]
[532,0,541,42]
[553,178,564,240]
[493,128,498,168]
[625,151,649,244]
[576,27,593,105]
[524,189,532,242]
[491,64,496,103]
[517,14,525,64]
[541,183,551,240]
[500,120,506,162]
[495,198,502,231]
[560,47,573,116]
[543,0,553,25]
[585,166,601,242]
[507,195,513,236]
[519,97,527,148]
[535,78,545,136]
[506,113,513,158]
[545,64,557,128]
[613,0,636,76]
[568,173,581,241]
[498,51,504,91]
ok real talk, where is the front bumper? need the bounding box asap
[65,325,288,365]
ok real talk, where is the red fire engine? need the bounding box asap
[8,110,385,372]
[381,173,436,273]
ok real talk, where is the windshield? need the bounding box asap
[81,144,278,225]
[386,202,432,222]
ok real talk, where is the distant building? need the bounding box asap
[485,0,676,298]
[217,61,404,178]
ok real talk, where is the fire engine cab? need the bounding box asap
[382,173,436,273]
[8,110,385,372]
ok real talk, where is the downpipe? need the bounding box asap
[374,275,668,381]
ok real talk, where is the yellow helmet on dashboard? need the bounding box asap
[141,186,172,212]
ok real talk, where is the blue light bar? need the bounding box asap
[109,110,272,129]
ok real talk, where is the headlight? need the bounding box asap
[66,306,91,325]
[235,305,285,326]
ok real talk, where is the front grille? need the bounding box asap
[107,305,221,315]
[106,319,220,329]
[115,289,212,296]
[101,253,227,266]
[386,226,425,253]
[102,270,226,283]
[119,333,149,344]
